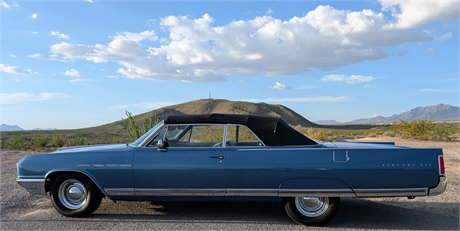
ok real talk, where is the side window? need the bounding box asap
[161,124,225,148]
[226,125,263,146]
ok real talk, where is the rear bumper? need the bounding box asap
[17,178,46,197]
[428,176,447,196]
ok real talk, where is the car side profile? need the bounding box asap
[17,114,447,226]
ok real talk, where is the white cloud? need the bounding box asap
[30,1,457,82]
[70,78,91,83]
[270,82,291,90]
[322,74,373,84]
[1,92,72,104]
[0,64,37,75]
[2,1,11,9]
[84,0,94,3]
[435,32,452,41]
[243,96,348,103]
[65,69,80,77]
[107,75,118,79]
[420,89,457,93]
[30,13,38,19]
[426,48,437,52]
[51,31,70,39]
[379,0,459,29]
[9,54,17,58]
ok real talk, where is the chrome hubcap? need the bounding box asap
[58,179,87,210]
[295,197,329,217]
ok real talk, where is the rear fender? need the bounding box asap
[279,179,356,197]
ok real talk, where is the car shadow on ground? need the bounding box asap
[89,198,459,230]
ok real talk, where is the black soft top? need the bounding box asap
[164,114,318,146]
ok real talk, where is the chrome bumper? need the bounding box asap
[428,176,447,196]
[17,178,46,196]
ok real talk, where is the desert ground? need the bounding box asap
[1,137,458,230]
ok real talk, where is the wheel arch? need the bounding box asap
[45,170,108,198]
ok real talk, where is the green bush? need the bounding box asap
[9,133,30,150]
[32,135,50,147]
[52,133,66,147]
[68,137,87,146]
[391,120,457,141]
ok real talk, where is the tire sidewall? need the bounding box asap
[285,197,340,226]
[50,173,101,217]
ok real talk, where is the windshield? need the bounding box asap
[130,121,164,147]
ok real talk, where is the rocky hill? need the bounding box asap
[0,124,23,132]
[101,99,320,130]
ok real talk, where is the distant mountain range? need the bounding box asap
[315,104,460,125]
[0,124,24,131]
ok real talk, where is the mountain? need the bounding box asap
[314,120,342,125]
[346,104,460,124]
[0,124,24,131]
[100,99,321,129]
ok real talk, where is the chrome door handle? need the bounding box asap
[209,155,224,160]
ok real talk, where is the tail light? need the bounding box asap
[439,155,445,175]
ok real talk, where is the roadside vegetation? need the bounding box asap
[1,119,458,151]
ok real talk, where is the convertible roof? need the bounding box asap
[164,114,318,146]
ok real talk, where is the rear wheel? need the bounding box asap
[50,173,102,217]
[284,196,340,226]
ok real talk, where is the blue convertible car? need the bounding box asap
[17,114,447,226]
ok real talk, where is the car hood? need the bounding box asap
[53,143,133,154]
[322,141,408,149]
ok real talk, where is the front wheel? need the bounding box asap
[50,173,102,217]
[284,197,340,226]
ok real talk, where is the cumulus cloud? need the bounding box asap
[65,69,80,77]
[270,82,291,90]
[51,31,70,39]
[322,74,373,84]
[379,0,459,29]
[29,1,457,82]
[30,13,38,19]
[1,92,72,104]
[84,0,94,3]
[0,64,37,75]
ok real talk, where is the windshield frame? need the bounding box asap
[130,120,165,147]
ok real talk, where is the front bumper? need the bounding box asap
[17,178,46,196]
[428,176,447,196]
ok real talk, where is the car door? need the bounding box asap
[133,124,227,197]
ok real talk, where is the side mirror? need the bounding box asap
[156,139,167,152]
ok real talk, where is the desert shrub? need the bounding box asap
[391,120,457,141]
[9,133,30,150]
[32,135,50,147]
[52,133,66,147]
[295,127,338,142]
[68,136,87,146]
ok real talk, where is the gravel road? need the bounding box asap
[1,138,459,230]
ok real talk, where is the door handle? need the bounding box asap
[209,155,224,160]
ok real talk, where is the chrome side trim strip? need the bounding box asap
[428,176,447,196]
[16,178,46,196]
[104,188,135,196]
[354,188,428,197]
[279,188,355,197]
[226,188,278,196]
[104,187,433,198]
[135,188,226,196]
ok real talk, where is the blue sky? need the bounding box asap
[1,0,459,129]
